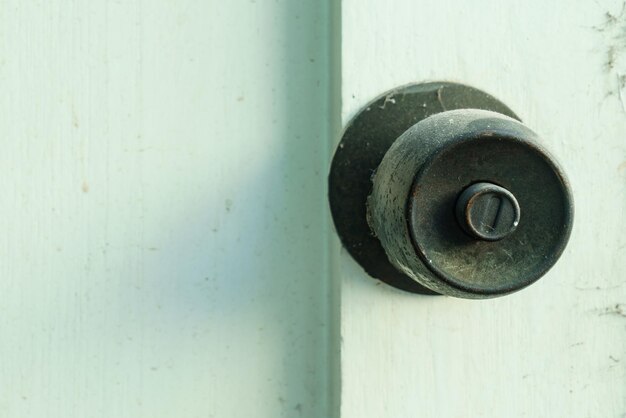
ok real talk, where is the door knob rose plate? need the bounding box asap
[328,82,574,298]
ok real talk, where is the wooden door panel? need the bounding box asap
[339,1,626,417]
[0,2,335,417]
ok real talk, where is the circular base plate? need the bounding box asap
[328,82,519,294]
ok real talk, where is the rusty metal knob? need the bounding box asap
[329,82,574,299]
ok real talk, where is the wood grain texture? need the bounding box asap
[340,0,626,417]
[0,1,336,417]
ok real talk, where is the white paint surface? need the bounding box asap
[0,1,336,417]
[340,0,626,417]
[2,1,625,416]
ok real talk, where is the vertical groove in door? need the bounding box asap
[325,0,343,416]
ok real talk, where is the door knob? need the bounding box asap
[329,82,573,298]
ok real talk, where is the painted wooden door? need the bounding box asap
[0,1,336,417]
[1,1,625,418]
[339,1,626,417]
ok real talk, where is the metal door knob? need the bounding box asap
[329,82,573,299]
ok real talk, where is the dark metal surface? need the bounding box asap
[455,182,521,241]
[328,82,519,294]
[367,109,574,298]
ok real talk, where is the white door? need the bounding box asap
[0,1,335,417]
[1,1,624,418]
[339,1,626,417]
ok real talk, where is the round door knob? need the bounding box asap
[329,82,573,299]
